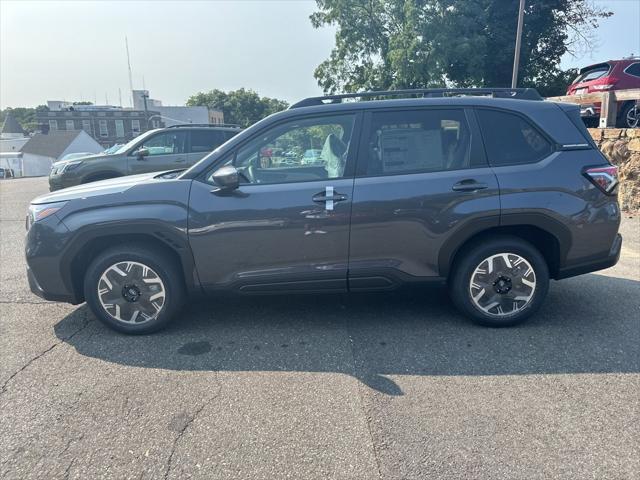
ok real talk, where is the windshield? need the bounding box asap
[103,144,124,154]
[572,64,610,84]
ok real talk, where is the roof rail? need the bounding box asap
[290,88,543,108]
[165,123,242,129]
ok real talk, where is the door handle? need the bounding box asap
[452,179,488,192]
[175,158,187,163]
[312,186,348,211]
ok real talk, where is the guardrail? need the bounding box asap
[546,88,640,128]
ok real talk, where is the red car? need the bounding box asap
[566,58,640,128]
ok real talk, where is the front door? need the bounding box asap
[348,107,501,288]
[128,130,189,174]
[188,112,360,292]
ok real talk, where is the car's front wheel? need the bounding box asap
[84,244,185,334]
[449,236,549,327]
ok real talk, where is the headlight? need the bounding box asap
[27,201,67,229]
[56,160,83,174]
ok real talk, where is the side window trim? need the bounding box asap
[354,106,476,178]
[464,107,489,168]
[200,111,363,186]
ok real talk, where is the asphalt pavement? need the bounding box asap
[1,177,638,479]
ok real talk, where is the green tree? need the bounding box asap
[311,0,611,96]
[0,105,48,133]
[186,88,289,127]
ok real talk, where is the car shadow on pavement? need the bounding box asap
[54,273,640,396]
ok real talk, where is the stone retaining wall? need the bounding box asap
[588,128,640,212]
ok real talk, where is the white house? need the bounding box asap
[19,130,103,177]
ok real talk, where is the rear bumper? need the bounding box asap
[580,104,601,118]
[556,233,622,279]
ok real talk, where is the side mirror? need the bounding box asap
[211,165,239,192]
[136,147,150,160]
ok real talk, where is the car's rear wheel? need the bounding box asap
[449,236,549,327]
[84,244,185,334]
[617,102,639,128]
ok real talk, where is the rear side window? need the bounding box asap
[624,62,640,78]
[361,109,472,176]
[476,109,553,166]
[190,130,227,153]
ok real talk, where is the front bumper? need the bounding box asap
[25,214,81,304]
[48,174,81,192]
[27,264,77,303]
[556,233,622,279]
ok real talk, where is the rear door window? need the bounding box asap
[190,130,227,153]
[476,109,553,166]
[359,108,474,176]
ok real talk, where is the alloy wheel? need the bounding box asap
[468,253,536,317]
[97,261,166,324]
[626,105,639,128]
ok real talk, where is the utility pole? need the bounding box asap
[511,0,526,88]
[125,36,135,108]
[142,92,150,130]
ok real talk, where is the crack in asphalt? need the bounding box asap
[0,311,91,395]
[62,458,74,480]
[344,319,384,480]
[163,398,213,480]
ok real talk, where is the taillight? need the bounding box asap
[591,77,618,91]
[584,166,618,194]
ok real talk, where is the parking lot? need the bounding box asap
[1,176,638,479]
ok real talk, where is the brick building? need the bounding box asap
[37,103,163,147]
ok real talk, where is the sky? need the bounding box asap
[1,0,639,110]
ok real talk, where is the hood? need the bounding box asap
[32,171,167,204]
[52,152,114,167]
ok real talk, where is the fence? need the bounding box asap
[546,89,640,128]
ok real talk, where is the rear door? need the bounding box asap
[128,130,189,174]
[348,107,500,288]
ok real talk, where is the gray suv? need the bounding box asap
[48,124,241,191]
[26,88,622,334]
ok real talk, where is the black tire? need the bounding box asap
[449,236,549,327]
[616,102,639,128]
[84,244,185,334]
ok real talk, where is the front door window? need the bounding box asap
[230,114,356,185]
[140,131,187,156]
